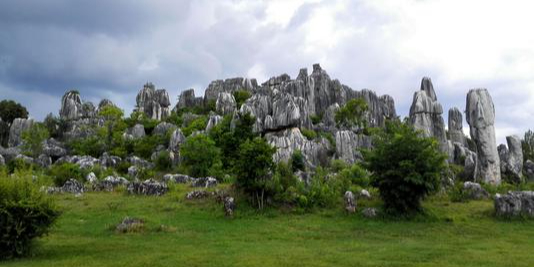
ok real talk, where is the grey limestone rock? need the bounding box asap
[448,107,466,146]
[498,135,524,183]
[42,138,67,158]
[204,77,256,104]
[176,89,203,110]
[123,124,146,140]
[409,77,448,154]
[60,91,83,120]
[335,130,372,164]
[205,114,223,132]
[99,152,122,169]
[134,82,171,120]
[466,89,501,184]
[494,191,534,217]
[525,160,534,182]
[215,92,237,115]
[362,207,378,218]
[224,197,236,217]
[8,118,34,147]
[153,122,176,136]
[265,127,332,168]
[344,191,356,213]
[163,173,194,183]
[191,177,218,188]
[127,179,168,196]
[463,182,489,200]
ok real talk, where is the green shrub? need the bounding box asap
[6,158,36,174]
[310,113,323,125]
[154,151,172,172]
[182,116,208,137]
[233,90,252,109]
[68,135,106,158]
[180,134,221,178]
[48,163,83,186]
[337,163,370,188]
[364,120,447,215]
[0,174,60,259]
[335,98,368,129]
[21,123,49,158]
[300,128,317,140]
[291,150,306,172]
[234,137,276,210]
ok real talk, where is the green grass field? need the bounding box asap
[3,185,534,267]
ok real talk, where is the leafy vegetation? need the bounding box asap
[335,98,368,129]
[182,116,208,137]
[0,173,59,259]
[0,100,29,146]
[364,120,447,215]
[234,137,276,210]
[300,128,317,140]
[233,90,252,108]
[21,123,50,157]
[180,134,221,178]
[48,163,83,186]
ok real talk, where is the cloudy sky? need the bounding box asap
[0,0,533,144]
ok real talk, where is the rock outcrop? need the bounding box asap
[127,179,168,196]
[176,89,203,110]
[265,128,332,167]
[448,107,466,146]
[204,78,257,103]
[495,191,534,217]
[215,92,236,115]
[134,82,171,120]
[8,118,34,147]
[335,130,372,164]
[123,124,146,140]
[466,89,501,184]
[409,77,448,153]
[498,135,524,183]
[60,91,83,120]
[344,191,356,213]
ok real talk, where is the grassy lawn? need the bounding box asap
[3,185,534,267]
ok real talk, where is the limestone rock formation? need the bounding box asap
[123,124,146,140]
[204,78,257,103]
[42,138,67,158]
[215,92,236,115]
[97,99,115,112]
[466,89,501,184]
[463,182,489,200]
[335,130,372,164]
[224,197,235,217]
[409,77,448,153]
[176,89,203,111]
[153,122,176,136]
[498,135,524,182]
[60,91,83,120]
[127,179,168,196]
[205,114,223,132]
[8,118,34,147]
[344,191,356,213]
[495,191,534,217]
[265,127,332,167]
[134,82,171,120]
[448,107,466,146]
[525,160,534,182]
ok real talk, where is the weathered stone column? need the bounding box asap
[466,89,501,184]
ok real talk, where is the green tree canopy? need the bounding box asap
[180,134,221,178]
[523,129,534,162]
[364,120,447,215]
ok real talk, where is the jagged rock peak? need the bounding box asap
[134,82,171,120]
[60,90,83,120]
[420,77,437,101]
[8,118,34,147]
[176,89,203,111]
[466,88,500,184]
[448,107,466,146]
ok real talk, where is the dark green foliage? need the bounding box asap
[364,120,447,215]
[0,100,29,146]
[319,131,336,149]
[337,163,370,188]
[335,98,368,129]
[68,136,106,158]
[180,134,221,178]
[300,128,317,140]
[0,100,29,124]
[291,150,305,172]
[182,116,208,137]
[124,112,159,134]
[132,135,167,160]
[48,163,83,186]
[233,90,252,109]
[0,175,59,259]
[523,129,534,162]
[21,123,49,158]
[209,113,256,171]
[310,113,323,125]
[6,158,36,174]
[154,151,172,172]
[234,137,276,209]
[43,114,68,139]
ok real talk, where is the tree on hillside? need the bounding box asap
[234,137,276,210]
[0,100,29,146]
[364,120,447,215]
[98,105,126,151]
[180,134,221,178]
[335,98,368,129]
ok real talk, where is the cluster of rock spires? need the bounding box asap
[0,64,528,187]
